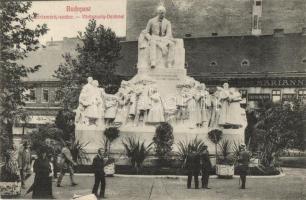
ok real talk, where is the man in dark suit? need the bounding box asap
[185,149,201,189]
[201,146,212,189]
[92,148,108,198]
[238,144,250,189]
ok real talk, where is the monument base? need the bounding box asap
[76,125,245,162]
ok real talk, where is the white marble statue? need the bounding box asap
[195,83,211,128]
[139,5,174,69]
[147,87,165,123]
[75,77,102,126]
[209,87,222,128]
[218,83,231,126]
[227,88,244,128]
[134,83,151,126]
[104,94,118,126]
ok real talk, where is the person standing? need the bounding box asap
[17,141,31,189]
[237,144,250,189]
[201,146,212,189]
[57,141,77,187]
[92,148,109,198]
[29,148,53,199]
[185,149,201,189]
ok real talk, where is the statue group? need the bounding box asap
[75,76,246,129]
[75,5,246,130]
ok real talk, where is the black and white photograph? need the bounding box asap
[0,0,306,199]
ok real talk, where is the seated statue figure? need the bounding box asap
[138,5,185,69]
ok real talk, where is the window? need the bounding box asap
[25,89,36,103]
[54,90,61,103]
[239,90,248,99]
[282,94,297,102]
[272,90,281,102]
[241,59,250,67]
[256,1,261,6]
[42,89,49,103]
[298,90,306,100]
[253,15,258,29]
[209,61,218,67]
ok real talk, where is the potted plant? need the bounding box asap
[122,136,153,174]
[0,150,21,198]
[216,139,235,178]
[103,127,120,176]
[208,129,223,163]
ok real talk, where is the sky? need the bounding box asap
[29,0,127,44]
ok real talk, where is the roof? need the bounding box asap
[21,33,306,82]
[117,33,306,77]
[21,38,79,82]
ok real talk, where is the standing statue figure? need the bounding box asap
[76,77,103,126]
[218,83,230,126]
[209,87,222,128]
[227,88,243,128]
[195,84,211,128]
[139,5,175,69]
[147,87,165,123]
[134,83,151,126]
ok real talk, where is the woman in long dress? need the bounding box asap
[147,88,165,123]
[30,149,53,199]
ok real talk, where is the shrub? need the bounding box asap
[177,136,207,167]
[70,140,90,165]
[0,150,20,182]
[153,122,174,159]
[218,139,235,165]
[208,129,223,164]
[122,137,153,173]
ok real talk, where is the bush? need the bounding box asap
[70,140,90,165]
[0,150,20,182]
[218,139,235,165]
[177,137,207,165]
[122,137,153,173]
[153,122,174,159]
[208,129,223,164]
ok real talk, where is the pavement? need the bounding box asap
[21,168,306,200]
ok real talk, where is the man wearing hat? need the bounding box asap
[57,141,77,187]
[200,145,212,189]
[185,149,201,189]
[92,148,109,198]
[18,141,31,188]
[237,144,250,189]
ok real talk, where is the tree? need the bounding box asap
[254,101,306,167]
[55,109,75,141]
[103,127,120,157]
[54,19,121,111]
[0,1,48,146]
[208,129,223,164]
[153,122,174,161]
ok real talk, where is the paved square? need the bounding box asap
[21,168,306,200]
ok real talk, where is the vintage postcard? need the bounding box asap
[0,0,305,199]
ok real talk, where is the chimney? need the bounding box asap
[273,28,284,37]
[302,27,306,36]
